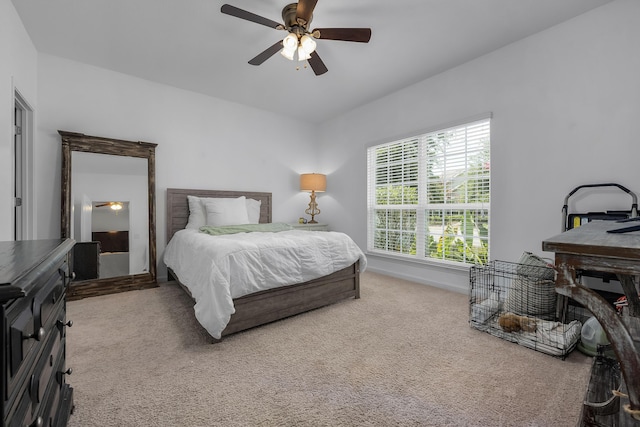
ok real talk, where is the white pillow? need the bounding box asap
[186,195,207,229]
[204,196,250,226]
[246,198,262,224]
[186,195,261,228]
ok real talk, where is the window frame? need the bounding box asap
[367,116,491,266]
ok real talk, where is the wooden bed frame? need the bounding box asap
[165,188,361,339]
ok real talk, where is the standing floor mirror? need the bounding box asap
[60,130,157,300]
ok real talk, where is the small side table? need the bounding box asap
[290,223,329,231]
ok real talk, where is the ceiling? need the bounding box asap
[12,0,613,123]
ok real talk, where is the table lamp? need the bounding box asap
[300,173,326,224]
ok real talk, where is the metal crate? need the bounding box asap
[469,260,583,358]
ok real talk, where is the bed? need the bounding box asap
[164,188,365,340]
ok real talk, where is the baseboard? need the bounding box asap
[364,266,468,295]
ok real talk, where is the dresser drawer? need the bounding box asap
[5,308,66,427]
[29,329,63,406]
[5,262,66,410]
[6,363,62,427]
[34,262,67,331]
[7,386,32,427]
[30,339,65,427]
[39,349,67,427]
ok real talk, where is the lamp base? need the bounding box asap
[304,190,321,226]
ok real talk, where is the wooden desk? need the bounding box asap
[543,220,640,422]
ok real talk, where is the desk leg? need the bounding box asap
[617,275,640,318]
[556,264,640,420]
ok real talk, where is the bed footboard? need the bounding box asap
[170,261,360,339]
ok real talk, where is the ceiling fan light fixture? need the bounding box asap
[282,33,298,50]
[300,34,316,54]
[281,32,299,61]
[280,47,295,60]
[297,45,311,61]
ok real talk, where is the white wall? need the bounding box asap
[318,0,640,293]
[35,54,318,279]
[0,0,38,240]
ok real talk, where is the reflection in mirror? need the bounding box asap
[71,152,148,279]
[91,201,130,278]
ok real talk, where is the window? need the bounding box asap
[367,118,490,265]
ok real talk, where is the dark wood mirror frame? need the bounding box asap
[60,130,158,300]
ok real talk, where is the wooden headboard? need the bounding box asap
[166,188,273,241]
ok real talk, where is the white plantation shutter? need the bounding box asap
[367,117,491,265]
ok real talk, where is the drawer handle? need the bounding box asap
[24,327,46,342]
[57,319,73,328]
[56,367,73,383]
[30,416,43,427]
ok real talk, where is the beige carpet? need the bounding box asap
[66,271,592,426]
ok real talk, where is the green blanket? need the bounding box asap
[199,223,293,236]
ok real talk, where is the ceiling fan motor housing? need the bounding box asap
[282,3,311,31]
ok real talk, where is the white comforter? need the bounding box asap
[164,228,367,338]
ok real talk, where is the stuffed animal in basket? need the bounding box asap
[498,312,538,333]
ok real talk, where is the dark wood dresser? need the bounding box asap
[1,239,75,427]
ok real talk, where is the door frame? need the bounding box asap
[14,89,34,240]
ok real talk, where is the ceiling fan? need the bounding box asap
[95,202,124,210]
[220,0,372,75]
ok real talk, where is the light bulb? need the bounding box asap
[297,45,311,61]
[300,35,316,54]
[280,47,295,60]
[282,33,298,50]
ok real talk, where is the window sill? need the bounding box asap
[365,251,472,272]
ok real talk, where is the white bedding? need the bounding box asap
[164,228,367,338]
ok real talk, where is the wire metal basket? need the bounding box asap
[469,260,584,358]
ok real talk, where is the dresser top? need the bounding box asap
[0,239,74,300]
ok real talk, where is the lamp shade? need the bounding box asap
[300,173,326,192]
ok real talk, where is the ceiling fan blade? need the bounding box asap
[248,41,283,66]
[312,28,372,43]
[221,4,283,29]
[307,51,328,76]
[95,203,110,208]
[296,0,318,26]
